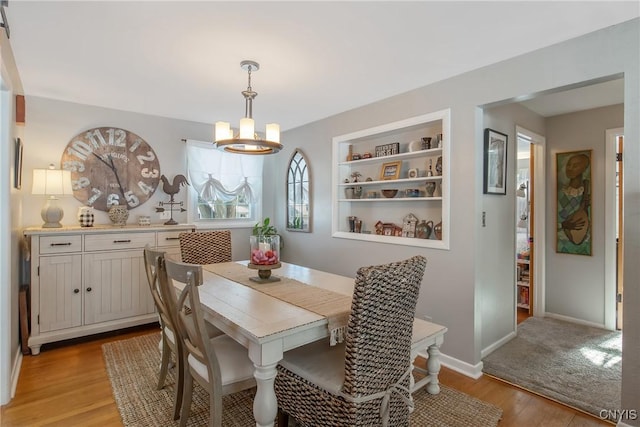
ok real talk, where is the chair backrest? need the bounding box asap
[179,230,232,265]
[158,257,224,396]
[342,255,427,399]
[143,245,172,329]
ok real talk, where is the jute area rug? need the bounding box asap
[103,332,502,426]
[482,317,621,421]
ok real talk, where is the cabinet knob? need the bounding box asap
[86,287,92,292]
[73,288,80,294]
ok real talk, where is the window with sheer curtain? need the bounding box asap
[185,140,263,226]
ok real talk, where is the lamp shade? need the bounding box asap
[32,168,73,196]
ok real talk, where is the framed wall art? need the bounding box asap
[14,137,23,189]
[556,149,592,256]
[379,161,401,180]
[483,128,508,195]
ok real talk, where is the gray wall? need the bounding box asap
[275,19,639,417]
[545,105,624,325]
[480,103,545,350]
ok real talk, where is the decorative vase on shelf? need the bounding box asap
[433,221,443,240]
[425,182,436,197]
[344,187,355,199]
[416,220,433,239]
[77,206,94,227]
[353,186,363,199]
[435,156,443,176]
[108,203,129,226]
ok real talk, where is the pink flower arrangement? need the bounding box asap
[251,248,279,265]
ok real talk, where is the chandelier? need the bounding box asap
[214,60,282,155]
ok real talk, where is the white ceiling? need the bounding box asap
[5,1,638,131]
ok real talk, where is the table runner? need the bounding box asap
[203,262,352,345]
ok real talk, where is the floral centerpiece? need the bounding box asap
[250,217,280,266]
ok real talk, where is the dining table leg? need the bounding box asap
[250,341,282,427]
[426,343,442,394]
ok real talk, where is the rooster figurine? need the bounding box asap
[156,174,189,225]
[161,174,189,195]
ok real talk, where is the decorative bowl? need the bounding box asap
[381,189,398,198]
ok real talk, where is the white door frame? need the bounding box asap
[516,126,546,317]
[604,127,623,330]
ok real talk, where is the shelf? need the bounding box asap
[338,197,442,202]
[517,281,530,288]
[338,147,443,166]
[338,176,442,187]
[517,303,530,309]
[332,231,447,249]
[516,259,530,264]
[332,109,450,250]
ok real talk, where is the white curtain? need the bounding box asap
[185,140,263,220]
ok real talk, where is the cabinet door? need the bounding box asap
[83,250,154,325]
[38,255,82,333]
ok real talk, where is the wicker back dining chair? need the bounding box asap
[274,255,427,427]
[159,257,256,427]
[143,246,183,420]
[178,230,232,265]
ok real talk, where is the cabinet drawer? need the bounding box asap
[157,230,185,248]
[40,235,82,254]
[84,232,155,252]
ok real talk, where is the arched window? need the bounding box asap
[286,149,311,232]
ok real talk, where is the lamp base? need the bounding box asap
[41,198,64,228]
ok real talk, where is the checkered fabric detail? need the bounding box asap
[78,212,94,227]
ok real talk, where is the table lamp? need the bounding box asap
[32,164,73,228]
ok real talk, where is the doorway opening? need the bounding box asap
[515,126,546,325]
[606,127,624,331]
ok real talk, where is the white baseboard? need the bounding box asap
[544,312,608,330]
[481,330,517,359]
[10,348,22,399]
[417,350,484,379]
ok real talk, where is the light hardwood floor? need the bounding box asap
[1,324,612,427]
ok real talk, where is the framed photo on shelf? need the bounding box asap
[374,142,400,157]
[380,161,401,180]
[483,128,508,195]
[14,137,23,189]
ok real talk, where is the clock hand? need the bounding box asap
[92,152,114,170]
[107,154,128,202]
[92,152,127,202]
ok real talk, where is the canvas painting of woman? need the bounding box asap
[556,150,592,255]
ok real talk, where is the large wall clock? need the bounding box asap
[61,127,161,212]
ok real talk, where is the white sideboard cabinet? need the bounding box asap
[23,224,194,355]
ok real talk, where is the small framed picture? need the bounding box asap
[379,161,402,180]
[483,128,508,195]
[408,168,419,179]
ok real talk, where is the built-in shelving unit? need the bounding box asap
[332,109,450,249]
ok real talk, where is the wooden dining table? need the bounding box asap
[187,260,447,427]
